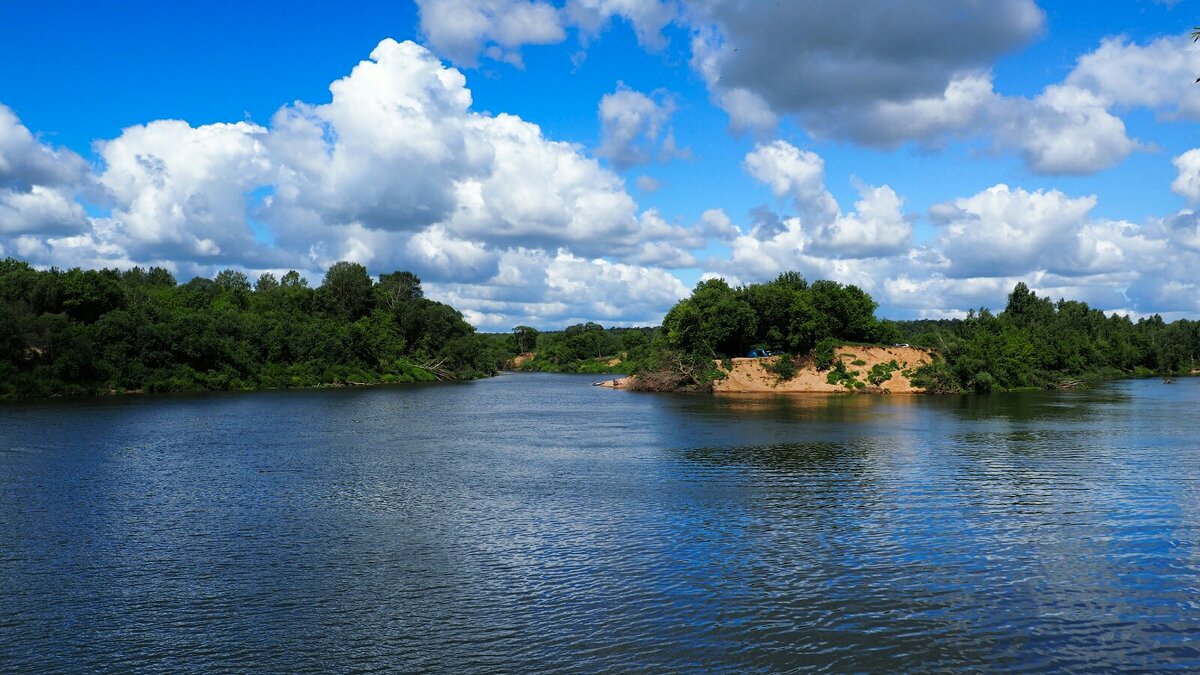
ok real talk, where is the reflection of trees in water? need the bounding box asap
[935,387,1130,425]
[677,439,880,474]
[683,391,922,426]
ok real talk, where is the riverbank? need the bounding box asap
[601,345,934,393]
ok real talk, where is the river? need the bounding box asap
[2,373,1199,671]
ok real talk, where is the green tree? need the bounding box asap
[510,325,539,353]
[376,271,423,311]
[320,261,374,320]
[662,278,756,357]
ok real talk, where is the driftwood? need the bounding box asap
[415,358,456,381]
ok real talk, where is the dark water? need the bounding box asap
[2,374,1200,672]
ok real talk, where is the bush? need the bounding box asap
[814,338,839,370]
[907,360,960,394]
[764,354,798,381]
[868,360,900,386]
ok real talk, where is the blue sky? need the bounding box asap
[3,0,1200,328]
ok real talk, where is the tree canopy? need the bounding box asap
[661,273,897,358]
[0,258,504,399]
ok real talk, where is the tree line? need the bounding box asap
[6,255,1200,399]
[596,274,1200,393]
[0,258,504,399]
[895,282,1200,392]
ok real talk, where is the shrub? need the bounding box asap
[814,338,839,370]
[764,354,798,381]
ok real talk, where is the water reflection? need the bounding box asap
[3,376,1200,670]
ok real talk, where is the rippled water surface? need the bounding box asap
[3,374,1200,671]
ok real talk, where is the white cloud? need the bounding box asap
[803,73,998,147]
[265,38,488,239]
[932,184,1095,278]
[566,0,677,50]
[596,83,684,170]
[1173,149,1200,202]
[930,184,1167,284]
[0,104,88,190]
[445,112,642,254]
[0,185,89,236]
[0,105,91,239]
[1066,35,1200,120]
[1001,85,1139,175]
[415,0,566,67]
[96,119,273,263]
[430,246,689,329]
[10,33,1200,328]
[743,141,838,225]
[2,39,705,329]
[742,141,911,259]
[809,183,910,259]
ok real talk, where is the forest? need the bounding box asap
[0,258,504,399]
[4,256,1200,400]
[636,274,1200,392]
[894,283,1200,392]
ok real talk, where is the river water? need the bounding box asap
[2,373,1199,672]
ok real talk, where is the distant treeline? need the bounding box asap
[498,323,659,374]
[6,256,1200,400]
[893,283,1200,392]
[0,258,504,399]
[512,274,1200,394]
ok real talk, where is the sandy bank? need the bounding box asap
[595,377,630,389]
[714,346,932,393]
[507,352,535,369]
[601,345,933,393]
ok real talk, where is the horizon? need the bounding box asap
[3,1,1200,330]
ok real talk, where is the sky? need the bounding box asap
[3,0,1200,329]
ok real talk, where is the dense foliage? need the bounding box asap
[661,273,899,358]
[505,322,659,374]
[0,258,504,399]
[618,273,902,391]
[896,283,1200,392]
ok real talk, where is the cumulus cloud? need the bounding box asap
[9,33,1200,328]
[741,141,911,259]
[2,39,710,329]
[0,105,91,238]
[1065,35,1200,120]
[1172,149,1200,202]
[930,184,1166,285]
[596,83,684,170]
[0,105,89,191]
[743,141,839,224]
[683,4,1159,174]
[689,0,1042,128]
[0,185,89,236]
[96,119,273,263]
[430,246,689,329]
[265,39,488,237]
[999,85,1139,175]
[801,72,998,147]
[414,0,677,66]
[415,0,566,67]
[566,0,677,50]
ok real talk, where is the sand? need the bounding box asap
[508,352,535,368]
[599,345,933,393]
[713,346,933,393]
[595,377,630,389]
